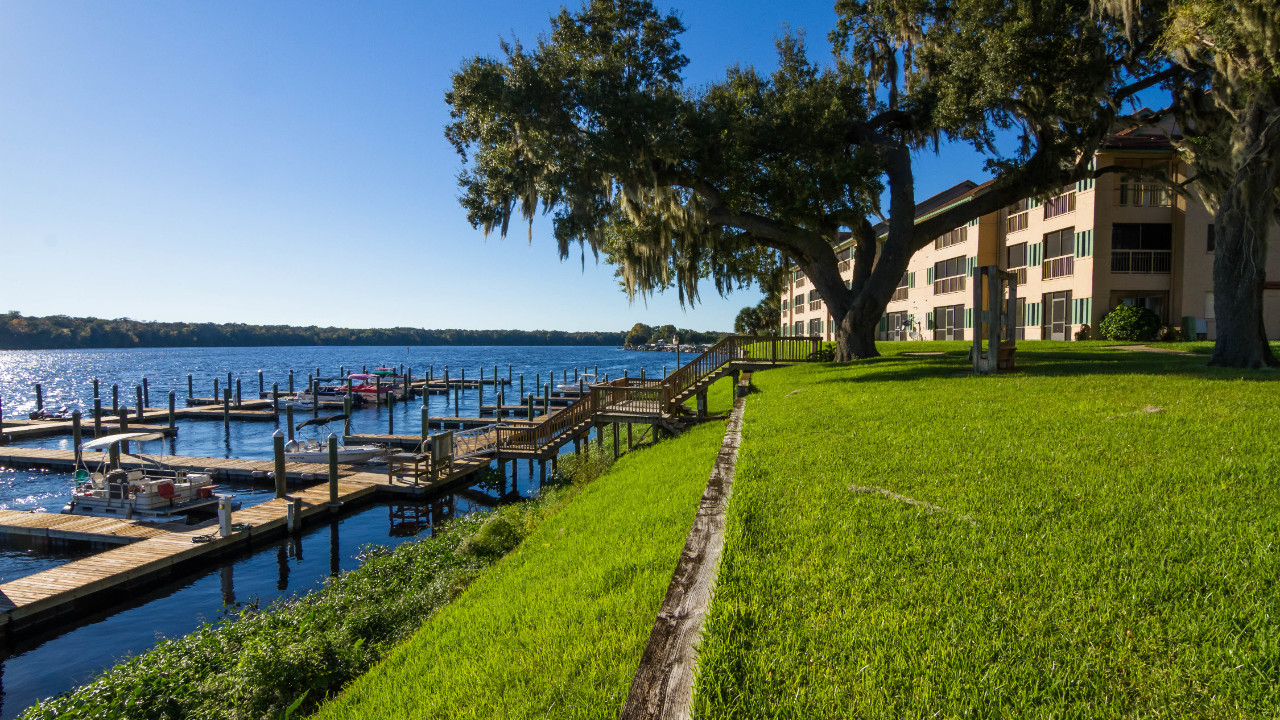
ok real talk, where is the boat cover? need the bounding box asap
[79,432,167,452]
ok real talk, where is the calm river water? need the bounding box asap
[0,345,679,717]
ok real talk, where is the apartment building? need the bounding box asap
[778,128,1280,342]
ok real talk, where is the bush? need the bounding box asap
[1097,305,1160,341]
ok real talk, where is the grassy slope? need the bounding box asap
[314,378,736,719]
[695,341,1279,718]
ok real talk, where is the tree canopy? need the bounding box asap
[447,0,1169,360]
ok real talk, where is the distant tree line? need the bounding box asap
[0,312,638,350]
[621,323,726,347]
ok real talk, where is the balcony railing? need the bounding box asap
[1009,267,1028,286]
[838,259,851,273]
[1117,183,1172,207]
[891,287,909,302]
[1006,211,1029,234]
[1042,255,1074,280]
[1111,250,1172,274]
[809,300,823,312]
[933,275,966,295]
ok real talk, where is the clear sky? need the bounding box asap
[0,0,993,333]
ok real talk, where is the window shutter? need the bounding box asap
[926,311,934,330]
[966,256,976,277]
[908,272,915,289]
[964,308,973,328]
[1073,230,1094,258]
[927,267,934,284]
[878,316,887,332]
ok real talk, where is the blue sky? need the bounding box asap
[0,1,993,332]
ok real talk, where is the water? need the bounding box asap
[0,345,678,717]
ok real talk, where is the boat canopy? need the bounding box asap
[347,373,374,380]
[296,414,348,431]
[79,432,166,452]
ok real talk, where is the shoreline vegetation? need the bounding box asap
[0,312,727,351]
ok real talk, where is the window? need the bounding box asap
[935,226,968,250]
[1207,224,1215,253]
[793,320,804,336]
[836,248,850,260]
[1043,227,1075,259]
[793,294,804,310]
[1044,187,1076,219]
[808,318,823,335]
[891,272,910,302]
[1116,159,1172,207]
[808,290,823,312]
[792,269,806,287]
[933,304,965,341]
[1111,223,1172,274]
[1007,242,1028,269]
[933,255,967,295]
[1006,198,1031,233]
[781,299,789,311]
[844,279,853,289]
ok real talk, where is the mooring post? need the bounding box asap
[142,377,150,407]
[520,374,525,397]
[494,365,498,386]
[135,386,144,421]
[258,370,264,398]
[640,367,645,381]
[288,497,302,533]
[223,388,231,427]
[288,369,294,394]
[213,378,219,404]
[421,404,429,443]
[226,372,232,399]
[118,410,129,453]
[388,402,394,435]
[454,384,460,412]
[405,367,412,403]
[71,410,82,456]
[286,403,295,441]
[93,398,102,437]
[33,383,42,412]
[343,396,351,436]
[93,377,100,401]
[676,346,681,368]
[574,367,579,382]
[362,365,367,374]
[428,364,433,382]
[535,372,540,394]
[168,391,176,429]
[272,383,280,413]
[527,394,535,421]
[109,441,120,470]
[543,383,550,414]
[478,374,485,409]
[496,391,504,421]
[111,384,119,415]
[235,378,242,408]
[613,422,620,459]
[218,496,232,537]
[594,364,599,378]
[312,379,319,418]
[508,364,512,382]
[272,429,287,498]
[327,433,339,507]
[186,374,192,400]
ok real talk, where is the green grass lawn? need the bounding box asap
[694,342,1279,718]
[313,378,736,719]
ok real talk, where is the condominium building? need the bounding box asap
[778,128,1280,342]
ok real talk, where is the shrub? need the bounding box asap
[1097,305,1160,341]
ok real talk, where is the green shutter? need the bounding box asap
[926,311,934,330]
[878,316,887,332]
[926,267,934,284]
[1074,229,1094,258]
[964,308,973,328]
[966,256,976,277]
[908,272,915,289]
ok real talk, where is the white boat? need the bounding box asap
[556,373,597,392]
[283,414,385,464]
[64,433,239,523]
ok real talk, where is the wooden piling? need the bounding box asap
[289,497,302,533]
[235,379,242,408]
[93,398,102,437]
[213,378,220,404]
[288,369,294,394]
[375,376,381,407]
[111,384,119,415]
[328,434,339,507]
[520,374,525,397]
[71,410,81,455]
[108,442,120,470]
[312,379,319,418]
[93,377,100,401]
[272,430,286,499]
[223,388,231,428]
[119,410,129,453]
[421,405,429,442]
[34,383,42,412]
[508,364,512,382]
[628,423,633,449]
[168,391,176,429]
[142,377,150,407]
[272,383,279,413]
[343,396,352,436]
[613,421,620,459]
[388,402,394,434]
[135,386,144,421]
[258,370,264,398]
[286,404,295,441]
[187,374,193,400]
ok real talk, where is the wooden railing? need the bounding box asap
[493,335,823,455]
[1111,250,1171,274]
[934,275,966,295]
[1042,255,1074,280]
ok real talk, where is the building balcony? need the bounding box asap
[891,287,909,302]
[1111,250,1171,274]
[1042,255,1074,280]
[933,276,966,295]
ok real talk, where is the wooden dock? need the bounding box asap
[0,421,177,443]
[0,449,496,635]
[426,416,506,429]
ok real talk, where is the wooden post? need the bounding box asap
[443,367,450,402]
[574,367,579,382]
[34,383,42,412]
[328,433,339,506]
[119,408,129,453]
[421,404,429,443]
[343,395,352,436]
[213,378,219,404]
[111,384,119,415]
[594,364,599,377]
[273,429,287,498]
[168,391,176,429]
[543,383,550,414]
[93,377,100,401]
[227,372,232,400]
[535,372,540,393]
[388,401,394,435]
[508,364,512,382]
[288,369,294,394]
[696,390,707,419]
[494,365,498,386]
[258,370,264,398]
[478,374,485,409]
[596,424,603,450]
[223,388,231,428]
[405,367,411,403]
[236,379,242,408]
[428,364,433,382]
[527,394,535,421]
[312,379,319,418]
[651,423,659,444]
[272,383,280,413]
[539,460,546,483]
[142,377,150,407]
[640,367,646,381]
[109,441,120,470]
[135,386,144,421]
[375,376,382,407]
[186,374,192,400]
[362,365,367,374]
[613,421,620,459]
[496,391,504,421]
[71,410,82,456]
[286,403,295,441]
[454,384,460,412]
[93,398,102,437]
[676,346,681,368]
[289,497,302,533]
[628,423,633,449]
[520,373,525,397]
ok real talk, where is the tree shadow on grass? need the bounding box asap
[804,347,1280,386]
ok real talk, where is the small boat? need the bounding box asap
[283,414,385,464]
[346,373,402,402]
[370,367,400,378]
[556,373,597,392]
[29,406,75,421]
[64,432,239,523]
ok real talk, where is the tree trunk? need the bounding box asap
[833,307,881,361]
[1209,97,1279,369]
